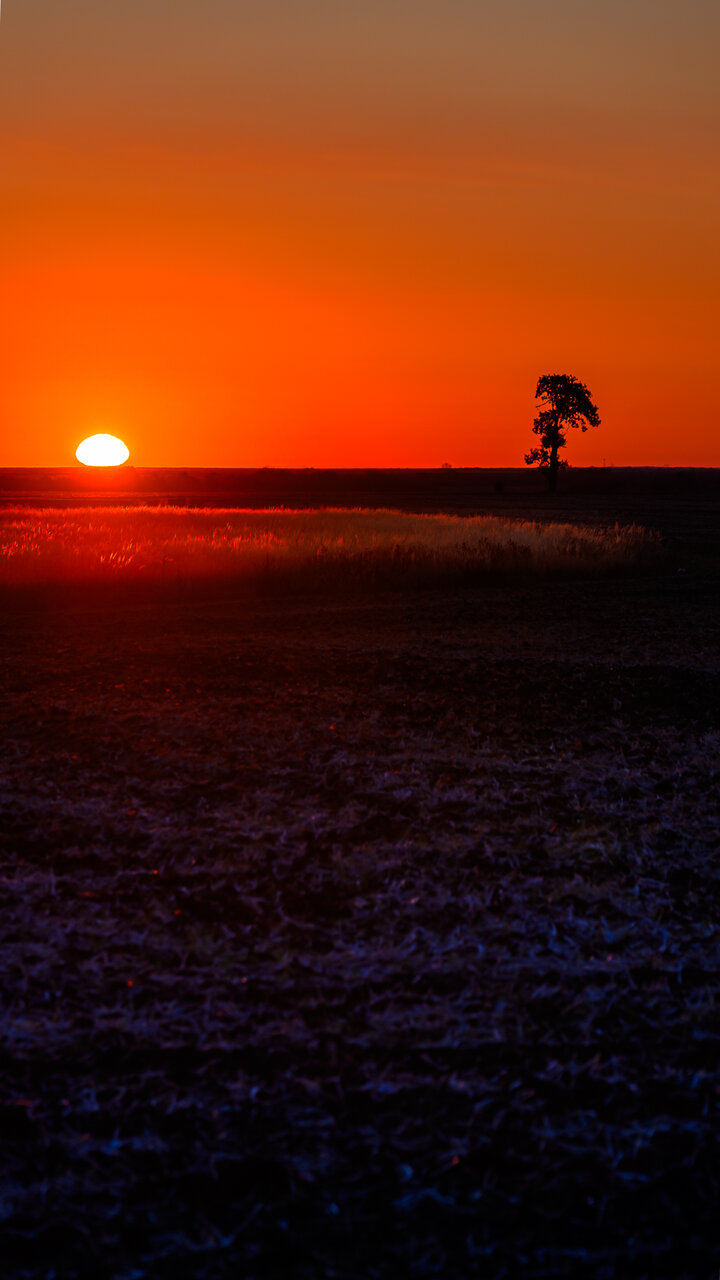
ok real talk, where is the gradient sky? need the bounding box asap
[1,0,718,466]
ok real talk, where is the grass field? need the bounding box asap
[0,505,655,587]
[0,494,718,1279]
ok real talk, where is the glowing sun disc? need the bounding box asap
[76,434,130,467]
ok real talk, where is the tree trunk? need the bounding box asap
[548,444,559,493]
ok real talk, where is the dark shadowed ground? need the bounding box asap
[1,474,719,1279]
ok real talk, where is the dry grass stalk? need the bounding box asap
[0,505,657,587]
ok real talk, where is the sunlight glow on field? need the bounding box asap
[0,507,656,587]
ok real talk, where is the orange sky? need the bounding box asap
[1,1,718,467]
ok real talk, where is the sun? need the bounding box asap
[76,434,130,467]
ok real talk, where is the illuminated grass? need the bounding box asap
[0,505,657,587]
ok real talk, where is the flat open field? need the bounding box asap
[1,479,719,1278]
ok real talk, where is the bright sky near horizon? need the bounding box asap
[1,1,718,466]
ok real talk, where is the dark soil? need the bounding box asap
[1,492,719,1279]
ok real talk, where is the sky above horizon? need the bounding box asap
[1,0,718,466]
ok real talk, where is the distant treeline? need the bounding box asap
[1,466,719,505]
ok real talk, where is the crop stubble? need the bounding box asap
[0,512,718,1278]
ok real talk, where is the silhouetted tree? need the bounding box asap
[525,373,600,492]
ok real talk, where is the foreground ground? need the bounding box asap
[1,499,719,1278]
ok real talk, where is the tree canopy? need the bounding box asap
[525,374,600,491]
